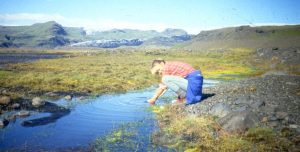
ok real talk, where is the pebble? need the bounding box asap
[64,95,72,100]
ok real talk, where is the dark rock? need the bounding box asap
[218,111,259,133]
[32,97,45,107]
[209,103,231,118]
[0,119,9,128]
[269,116,278,121]
[0,96,11,105]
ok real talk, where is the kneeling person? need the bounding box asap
[148,59,203,105]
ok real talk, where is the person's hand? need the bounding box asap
[147,98,156,105]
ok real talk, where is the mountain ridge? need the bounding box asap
[0,21,189,48]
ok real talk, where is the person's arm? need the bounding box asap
[147,84,167,104]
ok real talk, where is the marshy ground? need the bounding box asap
[0,47,299,151]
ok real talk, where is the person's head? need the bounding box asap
[151,59,165,75]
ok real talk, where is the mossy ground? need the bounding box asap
[150,104,297,152]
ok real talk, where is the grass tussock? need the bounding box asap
[151,104,296,152]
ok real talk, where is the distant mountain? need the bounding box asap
[0,21,189,48]
[86,28,187,40]
[179,25,300,50]
[143,35,191,46]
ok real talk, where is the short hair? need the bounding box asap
[151,59,165,68]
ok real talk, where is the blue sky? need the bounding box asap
[0,0,299,34]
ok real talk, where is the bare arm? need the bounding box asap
[147,87,167,104]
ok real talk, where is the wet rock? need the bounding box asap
[11,103,20,109]
[64,95,72,100]
[209,103,231,118]
[0,96,11,105]
[17,111,30,117]
[218,111,259,133]
[32,97,45,107]
[0,119,9,128]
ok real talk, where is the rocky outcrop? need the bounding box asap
[185,75,300,133]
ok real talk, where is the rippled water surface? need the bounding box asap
[0,79,219,151]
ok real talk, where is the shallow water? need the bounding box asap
[0,53,63,66]
[0,79,219,151]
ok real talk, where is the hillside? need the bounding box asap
[0,21,81,48]
[179,25,300,50]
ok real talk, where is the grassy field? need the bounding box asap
[0,48,265,99]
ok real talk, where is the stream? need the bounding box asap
[0,79,219,151]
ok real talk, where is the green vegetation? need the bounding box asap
[92,123,142,152]
[151,104,296,151]
[1,47,298,98]
[0,48,265,98]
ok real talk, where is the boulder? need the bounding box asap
[209,103,231,118]
[0,96,11,105]
[218,111,259,133]
[32,97,45,107]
